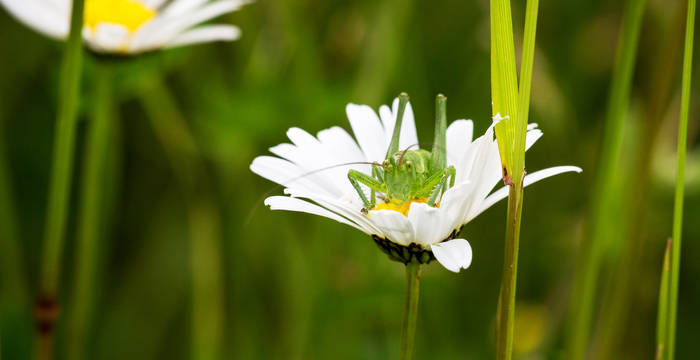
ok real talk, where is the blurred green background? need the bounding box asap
[1,0,699,359]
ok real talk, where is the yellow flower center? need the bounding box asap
[84,0,156,32]
[372,198,437,217]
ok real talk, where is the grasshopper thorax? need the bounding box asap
[381,149,434,204]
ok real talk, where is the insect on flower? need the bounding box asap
[250,93,581,272]
[349,94,455,212]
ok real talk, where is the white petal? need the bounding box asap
[0,0,68,39]
[132,0,243,50]
[367,210,415,246]
[249,156,336,196]
[346,104,386,161]
[407,203,445,246]
[525,128,543,151]
[165,24,240,48]
[476,166,583,217]
[431,239,472,272]
[446,119,474,166]
[408,201,460,247]
[283,189,382,235]
[437,181,476,232]
[264,196,364,232]
[87,23,130,53]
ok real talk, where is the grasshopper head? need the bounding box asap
[381,150,430,204]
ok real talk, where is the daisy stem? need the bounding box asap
[400,262,422,360]
[68,62,114,360]
[666,0,695,358]
[496,182,523,360]
[36,0,85,358]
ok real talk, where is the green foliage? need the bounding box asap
[0,1,698,359]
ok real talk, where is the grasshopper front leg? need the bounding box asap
[348,170,386,210]
[425,166,456,206]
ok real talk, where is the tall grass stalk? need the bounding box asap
[68,63,114,360]
[138,77,225,360]
[566,0,647,358]
[666,0,695,357]
[491,0,539,358]
[593,4,686,357]
[656,239,671,359]
[36,0,85,358]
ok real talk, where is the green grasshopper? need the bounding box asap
[348,93,456,212]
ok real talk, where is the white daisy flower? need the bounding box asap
[250,95,581,273]
[0,0,250,54]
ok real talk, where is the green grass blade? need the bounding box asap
[68,63,114,360]
[517,0,539,129]
[566,1,647,359]
[656,239,672,360]
[667,0,695,358]
[492,1,539,359]
[490,0,521,185]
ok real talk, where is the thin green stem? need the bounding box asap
[496,183,523,360]
[68,63,114,360]
[656,239,672,360]
[36,0,85,358]
[400,262,421,360]
[566,0,646,358]
[667,0,695,358]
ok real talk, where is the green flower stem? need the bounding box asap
[566,0,646,358]
[496,182,523,360]
[37,0,85,358]
[667,0,695,358]
[400,262,421,360]
[137,76,225,360]
[68,63,114,360]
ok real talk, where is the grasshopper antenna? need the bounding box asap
[244,161,387,226]
[385,93,410,160]
[397,143,420,166]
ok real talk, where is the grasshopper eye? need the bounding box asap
[406,162,412,168]
[383,160,390,167]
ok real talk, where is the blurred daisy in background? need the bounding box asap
[250,97,581,273]
[0,0,250,54]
